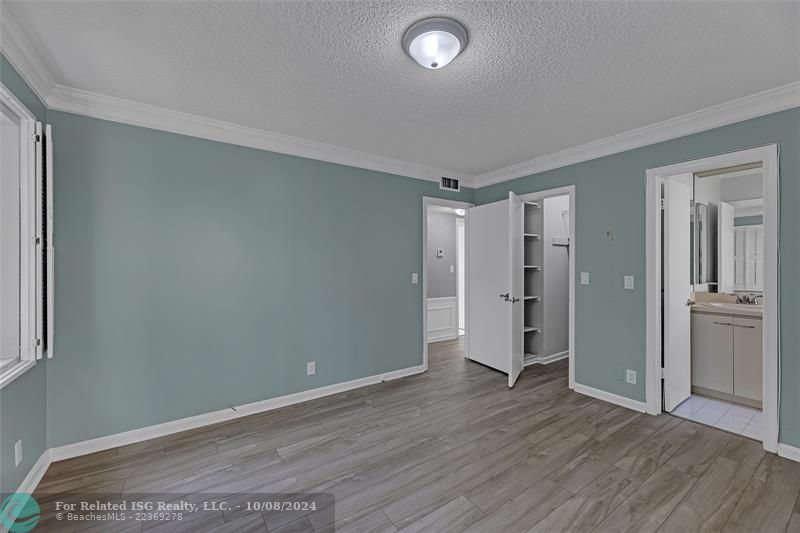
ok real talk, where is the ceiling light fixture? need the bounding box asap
[403,17,467,70]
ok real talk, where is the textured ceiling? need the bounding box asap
[6,1,800,176]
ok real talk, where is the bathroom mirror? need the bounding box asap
[692,163,763,295]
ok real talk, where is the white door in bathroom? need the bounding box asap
[664,172,693,411]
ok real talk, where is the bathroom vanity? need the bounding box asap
[691,302,762,408]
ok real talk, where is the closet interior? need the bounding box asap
[523,201,543,365]
[522,195,571,367]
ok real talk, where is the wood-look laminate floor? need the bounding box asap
[34,338,800,532]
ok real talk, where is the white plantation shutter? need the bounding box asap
[46,124,54,358]
[34,122,44,359]
[733,225,763,292]
[33,122,54,359]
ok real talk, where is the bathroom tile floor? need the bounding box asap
[672,393,762,440]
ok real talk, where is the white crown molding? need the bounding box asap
[2,8,798,190]
[0,8,56,104]
[47,84,474,185]
[475,81,800,188]
[0,10,473,187]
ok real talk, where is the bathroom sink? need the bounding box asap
[692,302,763,316]
[698,302,761,308]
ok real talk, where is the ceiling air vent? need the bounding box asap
[440,177,460,191]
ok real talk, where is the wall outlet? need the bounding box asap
[411,273,418,285]
[14,439,22,467]
[624,275,635,290]
[580,272,590,285]
[307,361,316,376]
[626,369,637,384]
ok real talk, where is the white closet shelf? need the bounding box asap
[524,295,540,301]
[524,201,540,208]
[523,233,541,239]
[523,265,541,270]
[524,326,540,333]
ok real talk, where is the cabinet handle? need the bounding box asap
[734,324,756,329]
[712,321,733,326]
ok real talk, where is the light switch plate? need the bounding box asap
[624,275,635,290]
[626,369,637,384]
[449,265,454,273]
[307,361,316,376]
[580,272,590,285]
[14,439,22,467]
[411,273,418,284]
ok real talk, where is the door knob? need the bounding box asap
[686,299,693,307]
[499,293,510,301]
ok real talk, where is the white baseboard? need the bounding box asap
[15,449,50,494]
[573,382,648,413]
[525,351,569,366]
[778,443,800,463]
[2,451,50,532]
[46,363,425,463]
[14,365,797,503]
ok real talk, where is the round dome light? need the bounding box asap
[403,17,467,70]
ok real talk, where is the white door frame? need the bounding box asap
[456,217,466,335]
[645,145,779,453]
[517,185,576,390]
[422,196,474,371]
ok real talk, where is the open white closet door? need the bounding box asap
[466,200,511,376]
[508,192,524,387]
[664,172,693,412]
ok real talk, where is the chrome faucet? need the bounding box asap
[736,293,762,305]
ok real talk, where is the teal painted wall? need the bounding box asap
[0,55,48,494]
[3,49,799,482]
[46,110,473,447]
[476,108,800,447]
[735,215,764,226]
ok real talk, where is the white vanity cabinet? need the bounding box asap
[732,316,763,403]
[691,313,734,394]
[691,309,762,407]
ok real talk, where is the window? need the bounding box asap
[1,101,22,372]
[0,83,53,389]
[734,225,764,292]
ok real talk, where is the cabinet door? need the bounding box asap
[733,317,762,402]
[691,313,733,394]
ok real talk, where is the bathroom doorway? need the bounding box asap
[645,145,779,452]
